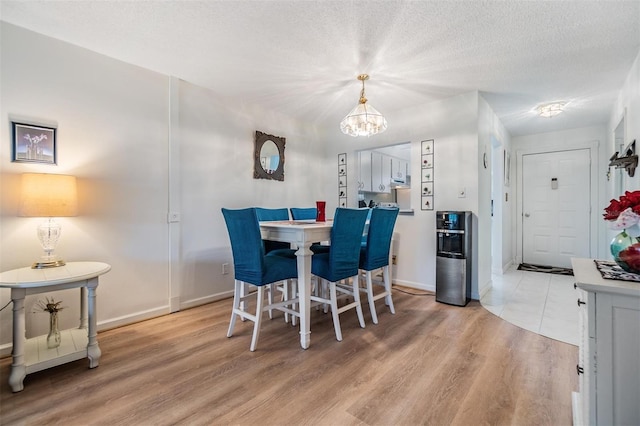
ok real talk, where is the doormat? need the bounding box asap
[518,263,574,276]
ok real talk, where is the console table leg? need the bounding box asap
[9,289,26,392]
[86,279,101,368]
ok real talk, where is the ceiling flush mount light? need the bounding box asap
[340,74,387,137]
[537,102,566,118]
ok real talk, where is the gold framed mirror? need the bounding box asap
[254,131,285,181]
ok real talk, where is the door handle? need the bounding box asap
[524,213,531,217]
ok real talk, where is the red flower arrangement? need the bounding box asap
[605,190,640,273]
[603,190,640,222]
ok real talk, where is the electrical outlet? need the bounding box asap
[222,263,229,275]
[392,255,397,265]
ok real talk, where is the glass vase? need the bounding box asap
[610,230,640,274]
[47,311,61,349]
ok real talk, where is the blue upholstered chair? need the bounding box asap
[310,208,369,341]
[221,208,299,351]
[254,207,299,322]
[290,207,317,220]
[359,207,399,324]
[255,207,291,254]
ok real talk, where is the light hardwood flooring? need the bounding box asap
[0,288,578,425]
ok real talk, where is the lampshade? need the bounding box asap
[19,173,78,217]
[340,74,387,137]
[19,173,78,268]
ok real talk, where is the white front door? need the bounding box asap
[522,149,591,268]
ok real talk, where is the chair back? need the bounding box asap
[221,208,265,285]
[255,207,291,253]
[360,207,399,271]
[255,207,289,221]
[326,208,369,281]
[290,207,317,220]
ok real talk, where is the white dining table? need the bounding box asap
[259,220,332,349]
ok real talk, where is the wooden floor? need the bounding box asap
[0,289,577,425]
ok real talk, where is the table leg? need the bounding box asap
[9,288,26,392]
[295,242,313,349]
[86,278,101,368]
[80,286,88,329]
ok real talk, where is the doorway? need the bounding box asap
[521,149,591,268]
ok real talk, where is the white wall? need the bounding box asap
[0,23,327,353]
[1,22,172,344]
[323,91,492,298]
[478,95,512,283]
[176,78,326,308]
[609,49,640,193]
[511,126,607,261]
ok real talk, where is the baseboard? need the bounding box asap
[393,278,435,293]
[98,306,172,332]
[0,342,12,358]
[0,306,173,359]
[179,291,233,310]
[0,292,235,359]
[492,259,515,275]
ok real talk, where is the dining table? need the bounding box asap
[259,219,332,349]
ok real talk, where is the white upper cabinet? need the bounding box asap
[391,158,407,183]
[372,151,391,193]
[358,151,372,192]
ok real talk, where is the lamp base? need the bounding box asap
[32,255,66,269]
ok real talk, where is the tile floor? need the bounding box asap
[481,266,579,346]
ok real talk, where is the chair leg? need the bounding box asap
[250,286,265,352]
[282,280,289,323]
[383,266,395,314]
[290,279,298,327]
[329,281,342,341]
[227,280,242,337]
[267,283,274,320]
[240,281,247,322]
[365,271,379,324]
[351,275,366,328]
[323,279,330,314]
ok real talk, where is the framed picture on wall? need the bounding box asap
[11,122,57,164]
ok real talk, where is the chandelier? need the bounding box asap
[537,102,565,118]
[340,74,387,137]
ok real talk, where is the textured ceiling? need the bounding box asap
[1,0,639,137]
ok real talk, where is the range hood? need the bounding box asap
[390,175,411,189]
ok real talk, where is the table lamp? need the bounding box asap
[19,173,78,269]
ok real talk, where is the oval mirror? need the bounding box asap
[254,131,285,181]
[260,140,279,173]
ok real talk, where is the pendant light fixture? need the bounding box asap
[340,74,387,137]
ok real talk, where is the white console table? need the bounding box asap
[571,258,640,425]
[0,261,111,392]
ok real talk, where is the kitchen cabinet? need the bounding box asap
[358,151,372,192]
[571,258,640,426]
[391,158,408,183]
[371,151,391,193]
